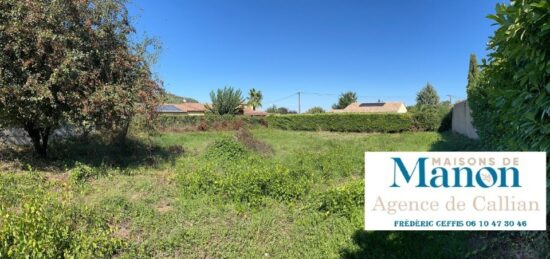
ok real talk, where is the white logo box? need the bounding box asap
[364,152,546,231]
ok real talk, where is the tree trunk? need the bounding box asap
[24,123,50,157]
[113,119,130,146]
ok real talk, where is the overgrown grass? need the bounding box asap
[0,129,491,257]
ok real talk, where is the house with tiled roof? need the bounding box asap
[331,102,407,113]
[156,103,268,116]
[156,103,207,115]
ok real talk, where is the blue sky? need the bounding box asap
[128,0,503,112]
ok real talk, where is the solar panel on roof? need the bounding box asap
[359,103,385,107]
[156,105,184,113]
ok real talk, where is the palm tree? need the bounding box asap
[247,88,263,111]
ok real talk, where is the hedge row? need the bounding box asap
[266,113,412,133]
[155,114,267,131]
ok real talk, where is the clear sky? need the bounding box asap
[128,0,503,112]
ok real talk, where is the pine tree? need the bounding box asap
[416,83,440,106]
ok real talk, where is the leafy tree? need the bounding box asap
[415,83,440,106]
[466,54,479,94]
[276,107,290,114]
[266,105,278,113]
[306,107,325,114]
[264,105,294,114]
[247,88,263,111]
[0,0,161,155]
[332,91,357,109]
[207,87,244,115]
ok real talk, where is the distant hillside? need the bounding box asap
[163,92,199,103]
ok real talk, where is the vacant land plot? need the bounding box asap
[1,129,481,258]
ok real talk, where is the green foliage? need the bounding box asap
[416,83,440,106]
[466,54,479,94]
[247,88,263,110]
[208,87,245,115]
[181,141,313,206]
[203,138,250,161]
[410,106,440,131]
[410,105,452,132]
[162,92,198,103]
[318,180,364,217]
[467,1,550,256]
[469,0,550,151]
[265,105,294,114]
[306,106,326,114]
[332,91,358,109]
[0,0,161,155]
[267,113,411,133]
[0,196,122,258]
[155,114,267,131]
[68,162,106,184]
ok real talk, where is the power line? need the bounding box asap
[264,93,298,105]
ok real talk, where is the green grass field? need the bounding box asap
[1,129,483,258]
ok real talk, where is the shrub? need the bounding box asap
[408,105,452,132]
[410,106,440,131]
[318,180,364,217]
[0,197,122,258]
[203,138,250,161]
[467,1,550,256]
[306,106,326,114]
[207,86,245,115]
[69,162,97,184]
[266,113,411,133]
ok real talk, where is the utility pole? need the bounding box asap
[297,91,301,114]
[446,95,453,104]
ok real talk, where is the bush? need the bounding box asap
[409,105,452,132]
[69,162,98,184]
[0,196,122,258]
[318,180,364,217]
[203,138,250,161]
[467,1,550,256]
[306,106,325,114]
[267,113,411,133]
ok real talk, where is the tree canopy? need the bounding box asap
[0,0,161,155]
[332,91,357,109]
[247,88,263,111]
[163,92,198,103]
[306,107,325,114]
[466,54,479,94]
[415,83,440,106]
[207,87,244,115]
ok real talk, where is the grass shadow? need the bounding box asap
[0,135,182,172]
[429,131,484,151]
[340,230,470,259]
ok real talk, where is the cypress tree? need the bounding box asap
[466,54,479,91]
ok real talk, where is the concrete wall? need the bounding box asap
[452,100,479,139]
[0,126,81,146]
